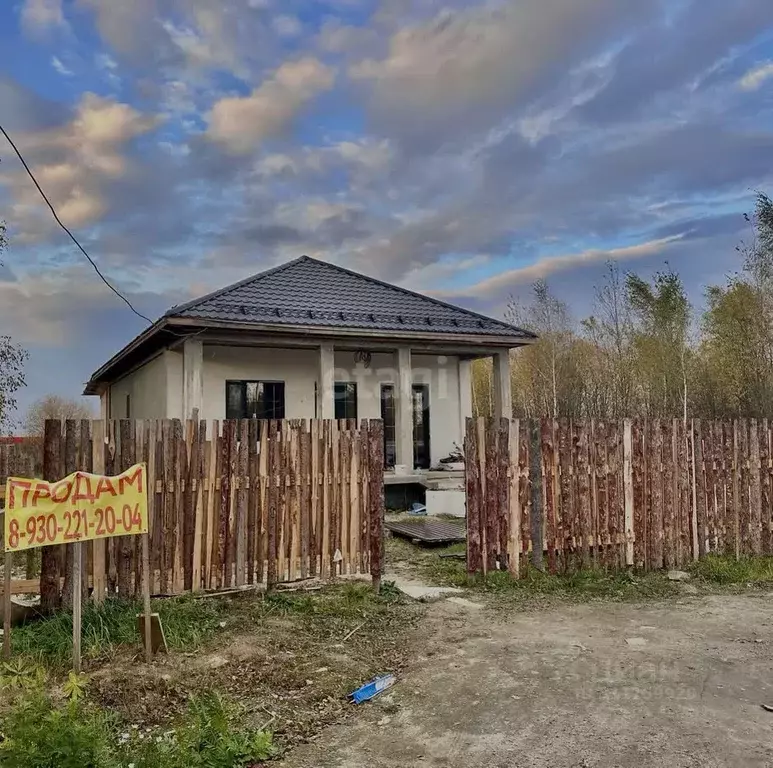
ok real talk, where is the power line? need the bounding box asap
[0,122,154,325]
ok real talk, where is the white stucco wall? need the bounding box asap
[108,352,169,419]
[199,346,319,421]
[111,344,472,467]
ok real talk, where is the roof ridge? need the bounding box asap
[166,255,310,318]
[300,256,531,335]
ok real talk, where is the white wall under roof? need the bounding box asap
[110,343,469,467]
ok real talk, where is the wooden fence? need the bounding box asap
[465,417,773,576]
[1,419,385,603]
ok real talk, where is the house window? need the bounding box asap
[125,394,131,419]
[334,382,357,420]
[380,384,396,468]
[226,381,285,419]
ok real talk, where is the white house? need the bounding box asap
[84,256,534,476]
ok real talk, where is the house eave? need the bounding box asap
[83,315,535,395]
[165,316,535,348]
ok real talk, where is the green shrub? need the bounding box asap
[118,693,274,768]
[0,694,116,768]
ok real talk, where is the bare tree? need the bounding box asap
[23,394,95,437]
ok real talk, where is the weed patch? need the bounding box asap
[12,596,228,668]
[689,554,773,585]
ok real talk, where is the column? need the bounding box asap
[395,346,414,471]
[100,388,110,420]
[492,349,512,419]
[458,359,473,438]
[182,338,204,421]
[319,343,335,419]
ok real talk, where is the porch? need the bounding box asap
[102,330,515,483]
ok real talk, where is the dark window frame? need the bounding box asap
[225,380,286,420]
[334,382,358,421]
[380,384,396,468]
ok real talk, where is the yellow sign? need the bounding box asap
[4,464,148,553]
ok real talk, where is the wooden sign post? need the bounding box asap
[3,548,10,660]
[142,532,152,664]
[4,463,150,671]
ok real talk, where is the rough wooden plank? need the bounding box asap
[750,419,762,556]
[761,420,771,555]
[204,421,219,589]
[740,419,751,556]
[529,419,543,571]
[321,421,331,578]
[678,419,691,567]
[368,420,385,591]
[338,426,350,575]
[59,420,78,610]
[288,422,300,581]
[497,418,510,571]
[235,419,248,587]
[631,420,644,568]
[519,420,531,562]
[661,419,676,568]
[576,422,591,569]
[182,419,197,592]
[693,420,705,558]
[308,421,319,577]
[731,420,740,559]
[300,421,312,578]
[218,420,232,588]
[650,420,663,569]
[40,420,62,612]
[623,420,634,567]
[709,421,720,554]
[90,420,106,603]
[348,425,360,575]
[266,422,278,589]
[256,421,268,583]
[359,419,371,575]
[541,418,556,573]
[192,421,206,591]
[557,419,571,573]
[484,418,499,572]
[245,419,258,585]
[465,418,481,575]
[589,421,601,567]
[330,420,341,577]
[508,420,521,577]
[276,421,288,582]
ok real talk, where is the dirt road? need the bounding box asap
[281,594,773,767]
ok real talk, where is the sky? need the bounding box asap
[0,0,772,419]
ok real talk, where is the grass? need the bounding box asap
[12,595,231,668]
[688,554,773,585]
[5,581,421,757]
[386,533,773,607]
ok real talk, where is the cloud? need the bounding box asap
[447,236,685,301]
[206,58,335,154]
[51,56,73,76]
[739,61,773,91]
[272,15,302,38]
[21,0,64,35]
[350,0,650,147]
[1,93,160,237]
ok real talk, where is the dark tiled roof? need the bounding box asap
[167,256,533,339]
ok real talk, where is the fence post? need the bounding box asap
[529,419,543,571]
[40,420,62,614]
[623,420,634,567]
[368,420,384,593]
